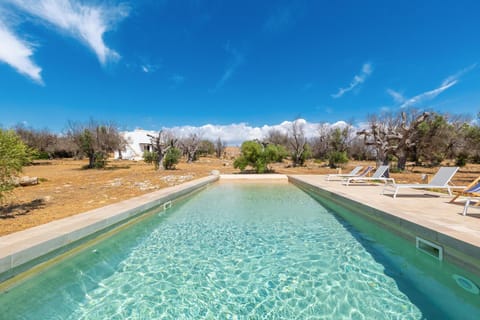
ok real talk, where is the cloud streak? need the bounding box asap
[386,89,405,103]
[397,63,477,109]
[332,63,373,98]
[6,0,128,65]
[0,19,42,83]
[212,43,244,92]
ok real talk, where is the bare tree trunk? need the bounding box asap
[215,138,225,159]
[289,120,307,167]
[179,134,200,163]
[396,153,407,171]
[88,153,95,168]
[186,150,195,163]
[148,131,175,171]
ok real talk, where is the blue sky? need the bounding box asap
[0,0,479,133]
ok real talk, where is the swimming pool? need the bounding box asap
[0,182,479,319]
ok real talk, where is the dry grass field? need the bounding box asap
[1,157,479,236]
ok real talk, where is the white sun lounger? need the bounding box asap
[344,165,395,186]
[454,178,480,216]
[326,166,364,181]
[382,167,465,199]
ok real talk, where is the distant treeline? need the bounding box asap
[7,109,480,170]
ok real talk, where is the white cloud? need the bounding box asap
[386,89,405,103]
[141,63,160,73]
[398,82,456,109]
[129,119,349,146]
[0,19,42,83]
[442,63,477,86]
[380,106,390,113]
[211,43,244,92]
[398,64,477,109]
[332,62,373,98]
[6,0,128,64]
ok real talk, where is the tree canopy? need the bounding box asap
[67,120,125,169]
[234,140,287,173]
[0,129,31,200]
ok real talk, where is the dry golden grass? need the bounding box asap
[1,157,479,236]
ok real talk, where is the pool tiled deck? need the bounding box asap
[289,175,480,275]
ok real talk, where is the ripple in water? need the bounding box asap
[65,184,422,319]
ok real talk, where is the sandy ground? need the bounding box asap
[1,157,478,236]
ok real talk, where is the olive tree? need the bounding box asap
[414,113,462,165]
[357,110,429,170]
[147,130,177,170]
[265,129,289,147]
[215,137,226,158]
[234,140,287,173]
[0,129,31,200]
[179,133,201,163]
[288,120,310,167]
[14,124,57,159]
[198,139,215,157]
[67,120,125,169]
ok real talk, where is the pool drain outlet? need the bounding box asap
[452,274,480,295]
[163,201,172,210]
[416,237,443,261]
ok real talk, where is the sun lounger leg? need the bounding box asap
[463,199,471,216]
[450,194,460,203]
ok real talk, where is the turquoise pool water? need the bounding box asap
[0,183,479,319]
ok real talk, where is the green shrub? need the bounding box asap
[0,129,31,200]
[143,151,159,169]
[35,151,50,160]
[455,152,468,167]
[472,154,480,164]
[93,152,108,169]
[327,151,349,168]
[389,167,403,174]
[234,141,286,173]
[163,147,181,170]
[81,151,108,169]
[296,144,312,166]
[143,151,158,163]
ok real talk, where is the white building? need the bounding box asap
[114,129,155,160]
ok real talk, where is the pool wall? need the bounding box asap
[288,176,480,278]
[0,175,218,282]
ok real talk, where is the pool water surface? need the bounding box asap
[0,183,479,319]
